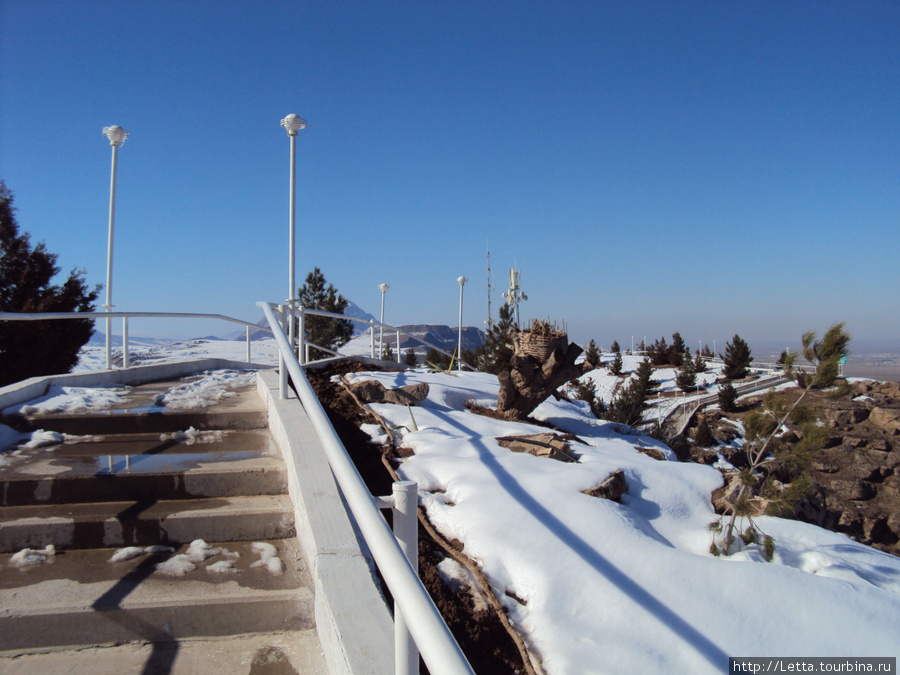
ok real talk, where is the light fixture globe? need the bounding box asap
[379,283,390,293]
[281,114,307,136]
[457,276,468,286]
[102,125,129,146]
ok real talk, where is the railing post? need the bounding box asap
[370,320,376,358]
[277,304,288,400]
[246,325,251,363]
[396,330,401,363]
[122,317,129,368]
[392,481,419,675]
[298,308,306,365]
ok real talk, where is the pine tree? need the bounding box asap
[474,302,514,374]
[675,357,696,392]
[722,334,752,380]
[403,348,418,367]
[718,381,738,412]
[584,339,600,368]
[669,332,687,367]
[0,181,99,386]
[610,340,621,354]
[609,351,623,376]
[604,359,653,427]
[297,267,353,360]
[648,337,669,366]
[694,416,715,447]
[380,342,394,362]
[693,349,706,373]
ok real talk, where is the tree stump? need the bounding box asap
[496,329,585,421]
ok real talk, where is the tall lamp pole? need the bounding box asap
[281,114,307,355]
[102,125,128,370]
[457,276,467,372]
[379,283,389,357]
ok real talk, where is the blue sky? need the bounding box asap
[1,1,897,352]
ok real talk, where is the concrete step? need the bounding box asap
[0,495,295,552]
[1,459,287,506]
[0,539,315,652]
[0,630,329,674]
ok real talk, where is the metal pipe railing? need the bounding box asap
[258,301,473,675]
[292,307,475,370]
[0,310,271,369]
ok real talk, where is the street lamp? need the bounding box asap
[457,277,467,372]
[102,125,128,370]
[280,114,307,355]
[379,283,389,357]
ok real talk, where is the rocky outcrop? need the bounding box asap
[348,380,430,406]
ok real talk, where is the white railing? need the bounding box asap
[259,301,474,675]
[0,310,270,369]
[291,306,475,370]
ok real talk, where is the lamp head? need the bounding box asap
[102,126,129,146]
[379,283,390,293]
[457,276,468,287]
[281,114,307,136]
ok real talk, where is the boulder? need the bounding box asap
[497,433,576,463]
[582,471,627,502]
[870,407,900,435]
[349,379,429,406]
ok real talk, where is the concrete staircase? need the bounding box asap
[0,371,326,671]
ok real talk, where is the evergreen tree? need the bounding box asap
[675,357,697,392]
[694,416,715,448]
[693,349,706,373]
[474,302,514,374]
[609,351,623,376]
[610,340,621,354]
[648,337,669,366]
[403,348,418,367]
[380,342,394,362]
[718,381,738,412]
[604,359,653,426]
[584,339,600,368]
[721,334,753,380]
[669,332,687,367]
[297,267,353,360]
[0,181,99,386]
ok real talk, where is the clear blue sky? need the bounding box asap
[1,1,897,352]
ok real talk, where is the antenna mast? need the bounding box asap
[486,241,493,330]
[502,265,527,329]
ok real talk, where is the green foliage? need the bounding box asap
[603,359,653,427]
[722,334,753,380]
[610,340,621,354]
[669,332,686,367]
[763,535,775,562]
[693,349,706,373]
[802,322,850,390]
[608,351,623,376]
[380,342,394,362]
[404,348,418,367]
[584,339,600,368]
[474,302,515,374]
[571,377,606,418]
[297,267,353,360]
[718,381,738,412]
[693,416,715,447]
[648,336,669,366]
[426,347,451,367]
[675,358,696,392]
[0,181,99,386]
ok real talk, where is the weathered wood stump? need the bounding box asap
[496,329,585,421]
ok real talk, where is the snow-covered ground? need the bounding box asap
[349,367,900,673]
[8,340,899,671]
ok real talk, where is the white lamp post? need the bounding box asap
[280,114,307,355]
[457,276,467,372]
[102,125,128,370]
[378,283,389,357]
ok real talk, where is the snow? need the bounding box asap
[5,385,128,416]
[159,427,228,445]
[250,541,283,576]
[154,370,257,409]
[346,366,900,673]
[10,545,55,568]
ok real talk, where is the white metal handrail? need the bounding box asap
[292,307,475,370]
[0,310,271,368]
[258,301,474,675]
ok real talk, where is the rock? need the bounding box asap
[811,459,841,474]
[829,479,876,501]
[689,447,718,465]
[349,380,429,406]
[383,383,430,406]
[635,447,666,461]
[582,471,627,502]
[837,509,863,535]
[848,449,885,482]
[497,433,576,463]
[870,407,900,435]
[843,436,867,448]
[863,515,895,545]
[870,439,892,453]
